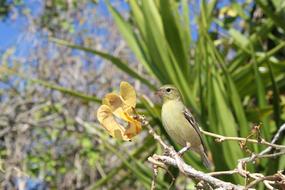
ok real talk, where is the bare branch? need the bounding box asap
[147,125,170,151]
[200,128,285,149]
[208,170,239,176]
[257,150,285,159]
[152,155,244,190]
[235,124,285,164]
[259,123,285,156]
[245,171,285,190]
[146,122,285,190]
[150,163,158,190]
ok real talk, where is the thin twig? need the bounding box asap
[146,125,172,151]
[245,172,285,190]
[257,150,285,159]
[233,124,285,165]
[200,128,285,149]
[259,123,285,155]
[148,156,176,190]
[208,170,239,176]
[150,163,158,190]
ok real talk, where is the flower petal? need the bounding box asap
[97,105,130,141]
[102,93,130,121]
[123,113,142,138]
[97,81,141,141]
[102,93,123,110]
[120,81,136,108]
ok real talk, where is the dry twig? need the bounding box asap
[200,128,285,150]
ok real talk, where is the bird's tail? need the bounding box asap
[201,152,213,170]
[197,146,214,170]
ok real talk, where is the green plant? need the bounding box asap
[49,0,285,188]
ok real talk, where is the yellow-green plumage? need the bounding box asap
[161,99,201,148]
[157,84,212,169]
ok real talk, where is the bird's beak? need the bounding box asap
[155,89,163,97]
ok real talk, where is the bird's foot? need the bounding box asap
[178,142,191,156]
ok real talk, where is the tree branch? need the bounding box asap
[258,123,285,155]
[146,122,285,190]
[208,170,239,176]
[245,171,285,190]
[200,127,285,150]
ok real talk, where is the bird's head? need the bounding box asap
[156,84,182,102]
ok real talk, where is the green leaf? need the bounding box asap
[251,46,271,140]
[50,38,156,90]
[229,28,249,51]
[0,65,101,103]
[256,0,285,31]
[107,2,158,78]
[267,62,281,127]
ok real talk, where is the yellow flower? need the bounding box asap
[219,6,238,19]
[97,81,142,141]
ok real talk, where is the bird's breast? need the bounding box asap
[161,100,201,147]
[161,100,187,145]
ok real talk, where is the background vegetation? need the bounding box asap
[0,0,284,189]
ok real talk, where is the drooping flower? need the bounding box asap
[97,81,142,141]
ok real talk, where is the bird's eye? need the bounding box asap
[166,88,171,92]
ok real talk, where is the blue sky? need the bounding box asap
[0,1,36,92]
[0,0,114,54]
[0,0,242,68]
[0,0,43,54]
[0,20,22,49]
[0,0,235,54]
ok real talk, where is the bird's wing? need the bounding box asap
[183,108,208,152]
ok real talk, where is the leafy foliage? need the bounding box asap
[54,0,285,188]
[1,0,285,189]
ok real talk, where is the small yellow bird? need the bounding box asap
[156,84,212,169]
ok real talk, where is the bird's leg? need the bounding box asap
[178,142,191,156]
